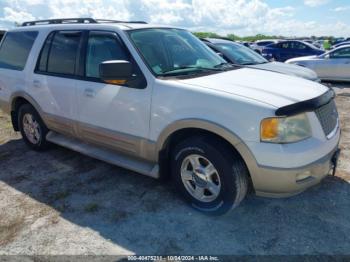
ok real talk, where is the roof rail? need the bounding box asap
[95,19,147,24]
[21,18,148,26]
[22,18,97,26]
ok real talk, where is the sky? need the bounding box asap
[0,0,349,37]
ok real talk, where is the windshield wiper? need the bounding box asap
[160,66,223,76]
[240,62,257,65]
[241,61,268,65]
[214,62,234,69]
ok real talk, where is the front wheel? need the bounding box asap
[171,137,249,215]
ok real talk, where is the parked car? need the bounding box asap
[202,38,320,82]
[331,41,350,49]
[0,18,340,215]
[241,41,253,48]
[286,45,350,82]
[250,39,281,54]
[313,40,324,50]
[262,40,324,62]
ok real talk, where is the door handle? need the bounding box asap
[33,80,41,88]
[84,88,95,97]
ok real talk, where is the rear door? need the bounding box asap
[32,30,82,136]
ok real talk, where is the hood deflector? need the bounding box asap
[275,88,335,116]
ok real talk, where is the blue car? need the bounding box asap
[261,40,324,62]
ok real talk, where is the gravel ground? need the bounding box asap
[0,82,349,256]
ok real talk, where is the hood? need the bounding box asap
[177,68,328,108]
[249,62,319,81]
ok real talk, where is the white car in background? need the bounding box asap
[286,45,350,82]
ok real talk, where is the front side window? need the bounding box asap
[216,43,267,65]
[0,31,38,71]
[85,32,129,78]
[128,28,228,77]
[280,42,290,49]
[331,47,350,58]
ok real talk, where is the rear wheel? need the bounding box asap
[171,136,249,215]
[18,104,50,150]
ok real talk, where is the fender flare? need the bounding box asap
[156,119,257,168]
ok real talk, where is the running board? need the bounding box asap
[46,131,159,178]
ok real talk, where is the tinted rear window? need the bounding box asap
[46,31,81,75]
[37,32,54,72]
[0,31,38,71]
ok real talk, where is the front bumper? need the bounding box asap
[254,145,340,198]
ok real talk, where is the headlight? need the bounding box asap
[260,113,311,143]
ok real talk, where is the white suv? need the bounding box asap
[0,18,341,214]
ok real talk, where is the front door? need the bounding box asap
[76,31,151,157]
[328,47,350,80]
[278,42,292,61]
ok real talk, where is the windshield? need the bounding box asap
[216,43,268,65]
[128,28,228,76]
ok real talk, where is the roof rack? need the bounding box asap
[22,18,97,26]
[95,19,147,24]
[21,18,147,26]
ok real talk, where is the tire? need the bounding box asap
[171,136,249,215]
[18,104,50,151]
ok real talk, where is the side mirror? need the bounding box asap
[99,60,133,85]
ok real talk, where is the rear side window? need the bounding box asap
[37,31,82,76]
[0,31,38,71]
[37,33,54,72]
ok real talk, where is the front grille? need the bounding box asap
[315,99,338,137]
